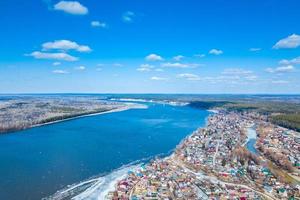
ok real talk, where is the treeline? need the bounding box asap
[0,108,111,134]
[189,100,300,132]
[271,114,300,132]
[188,101,232,109]
[189,100,300,114]
[256,142,294,173]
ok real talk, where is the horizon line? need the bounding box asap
[0,93,300,96]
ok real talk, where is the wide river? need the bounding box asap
[0,102,209,200]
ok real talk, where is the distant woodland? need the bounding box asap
[189,100,300,132]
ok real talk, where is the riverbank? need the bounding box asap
[245,126,258,154]
[31,103,147,130]
[1,103,147,134]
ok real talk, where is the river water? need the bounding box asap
[0,102,209,200]
[246,126,258,155]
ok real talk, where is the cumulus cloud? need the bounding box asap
[27,40,90,62]
[145,54,163,61]
[161,62,200,68]
[122,11,135,22]
[91,21,107,28]
[173,55,184,61]
[186,75,241,84]
[194,54,205,58]
[54,1,88,15]
[137,64,154,72]
[53,62,61,66]
[249,48,261,52]
[113,63,123,67]
[75,65,85,70]
[28,51,78,61]
[137,68,151,72]
[265,65,295,73]
[151,76,168,81]
[222,68,253,75]
[279,56,300,65]
[244,75,258,81]
[273,34,300,49]
[177,73,200,81]
[42,40,92,52]
[209,49,223,55]
[265,68,274,73]
[271,80,289,84]
[218,68,258,82]
[52,69,69,74]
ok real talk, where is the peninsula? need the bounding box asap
[0,96,144,133]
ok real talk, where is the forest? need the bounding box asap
[188,99,300,132]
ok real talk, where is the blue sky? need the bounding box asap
[0,0,300,94]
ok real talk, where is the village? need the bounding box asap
[107,111,300,199]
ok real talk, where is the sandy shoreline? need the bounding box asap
[208,109,219,114]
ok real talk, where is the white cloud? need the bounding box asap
[177,73,200,81]
[42,40,91,52]
[155,68,164,72]
[137,64,154,72]
[54,1,88,15]
[276,65,295,72]
[140,64,154,68]
[265,65,295,73]
[151,76,168,81]
[137,68,149,72]
[194,54,205,58]
[122,11,135,23]
[52,69,69,74]
[28,51,78,61]
[218,68,258,82]
[222,68,253,75]
[249,48,261,52]
[273,34,300,49]
[279,56,300,65]
[137,68,151,72]
[91,21,107,28]
[113,63,123,67]
[173,55,184,61]
[265,68,274,73]
[209,49,223,55]
[145,54,163,61]
[161,62,200,68]
[244,75,258,81]
[53,62,61,66]
[75,65,85,70]
[271,80,289,84]
[96,68,102,71]
[186,75,241,84]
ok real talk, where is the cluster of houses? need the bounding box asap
[107,111,300,199]
[106,157,264,200]
[175,112,250,172]
[256,123,300,174]
[106,159,200,199]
